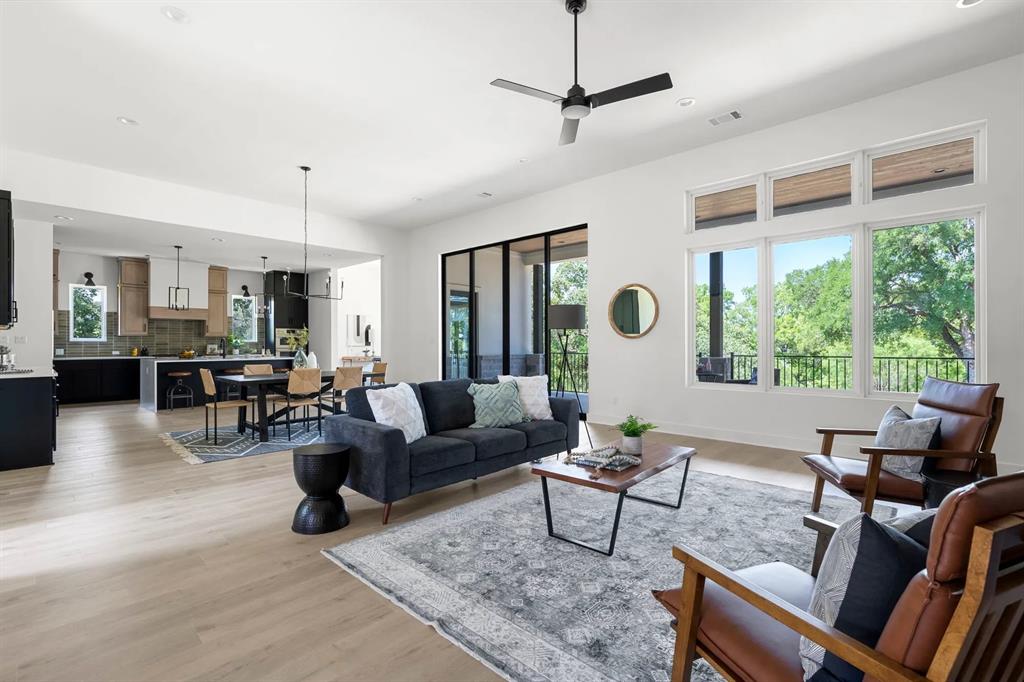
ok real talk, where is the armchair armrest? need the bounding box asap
[858,446,994,460]
[323,415,410,503]
[803,514,840,578]
[549,397,580,451]
[669,544,928,682]
[816,427,878,437]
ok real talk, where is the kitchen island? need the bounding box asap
[140,356,294,411]
[0,368,57,470]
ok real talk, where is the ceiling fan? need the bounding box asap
[490,0,672,146]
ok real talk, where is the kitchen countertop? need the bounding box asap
[54,356,145,360]
[140,355,286,363]
[0,367,57,379]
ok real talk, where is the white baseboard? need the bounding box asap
[586,413,1024,472]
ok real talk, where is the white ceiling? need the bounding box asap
[2,0,1022,230]
[15,201,377,272]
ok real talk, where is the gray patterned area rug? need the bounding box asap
[324,466,883,682]
[161,426,322,464]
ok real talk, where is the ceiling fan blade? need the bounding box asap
[490,79,563,103]
[589,73,673,108]
[558,118,579,146]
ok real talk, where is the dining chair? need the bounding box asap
[198,368,258,444]
[283,368,324,440]
[370,361,387,385]
[327,366,364,414]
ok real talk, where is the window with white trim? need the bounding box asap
[693,246,759,385]
[69,284,107,342]
[870,137,975,201]
[693,184,758,230]
[231,294,258,343]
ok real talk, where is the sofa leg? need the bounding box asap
[382,503,392,525]
[811,475,824,512]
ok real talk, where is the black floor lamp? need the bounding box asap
[548,304,593,448]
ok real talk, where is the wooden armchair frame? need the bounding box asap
[810,395,1003,516]
[669,512,1024,682]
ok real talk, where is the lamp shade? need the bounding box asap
[548,304,586,330]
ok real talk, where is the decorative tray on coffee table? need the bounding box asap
[568,446,641,472]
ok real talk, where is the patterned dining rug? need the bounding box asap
[161,426,323,464]
[324,466,890,682]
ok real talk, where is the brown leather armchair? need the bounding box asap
[655,472,1024,682]
[803,378,1002,515]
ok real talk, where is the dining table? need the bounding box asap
[214,369,386,442]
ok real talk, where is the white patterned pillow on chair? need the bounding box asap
[365,383,426,444]
[498,374,553,421]
[875,405,941,481]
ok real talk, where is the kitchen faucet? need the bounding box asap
[218,337,226,358]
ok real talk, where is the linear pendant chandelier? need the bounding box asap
[286,165,344,301]
[168,245,189,311]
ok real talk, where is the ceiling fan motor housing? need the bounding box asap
[565,0,587,14]
[561,84,591,119]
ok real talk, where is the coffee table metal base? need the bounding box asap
[540,458,691,556]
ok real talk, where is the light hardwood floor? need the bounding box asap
[0,403,816,682]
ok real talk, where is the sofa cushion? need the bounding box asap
[435,427,527,460]
[418,379,475,433]
[365,383,427,444]
[507,419,567,448]
[345,383,428,428]
[498,374,554,420]
[653,562,812,682]
[467,381,528,428]
[407,435,475,477]
[800,514,927,682]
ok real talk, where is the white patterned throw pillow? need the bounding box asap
[498,374,553,421]
[365,383,426,444]
[876,405,940,481]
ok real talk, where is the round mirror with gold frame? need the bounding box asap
[608,284,659,338]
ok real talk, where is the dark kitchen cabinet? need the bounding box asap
[54,359,140,404]
[0,376,55,470]
[263,271,308,352]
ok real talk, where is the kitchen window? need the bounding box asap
[231,295,258,343]
[69,284,107,342]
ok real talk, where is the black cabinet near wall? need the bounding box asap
[54,358,141,404]
[263,271,308,352]
[0,376,55,470]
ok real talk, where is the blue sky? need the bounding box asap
[695,235,851,299]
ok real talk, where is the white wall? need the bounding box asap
[57,251,119,311]
[307,268,340,369]
[2,220,54,369]
[337,259,382,358]
[397,55,1024,470]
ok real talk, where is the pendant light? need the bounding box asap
[168,245,189,311]
[286,166,344,301]
[241,256,270,315]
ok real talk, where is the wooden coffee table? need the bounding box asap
[530,441,697,556]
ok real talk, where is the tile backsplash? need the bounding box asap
[54,311,266,357]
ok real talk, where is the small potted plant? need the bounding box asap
[616,415,657,455]
[226,333,242,355]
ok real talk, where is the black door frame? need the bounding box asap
[440,222,587,381]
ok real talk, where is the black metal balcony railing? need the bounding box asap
[446,350,589,393]
[698,353,974,393]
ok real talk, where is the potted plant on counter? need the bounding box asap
[616,415,657,455]
[226,334,242,355]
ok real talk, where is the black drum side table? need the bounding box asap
[292,443,351,534]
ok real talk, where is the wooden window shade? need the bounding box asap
[872,138,974,199]
[694,185,757,229]
[773,165,852,216]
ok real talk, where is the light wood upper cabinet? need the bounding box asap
[118,258,150,336]
[121,258,149,287]
[208,266,228,293]
[205,291,228,337]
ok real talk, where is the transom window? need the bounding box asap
[69,284,107,342]
[694,184,757,230]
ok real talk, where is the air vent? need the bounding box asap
[708,110,743,127]
[477,192,494,198]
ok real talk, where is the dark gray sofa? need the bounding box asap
[323,378,579,523]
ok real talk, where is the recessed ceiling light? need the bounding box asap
[116,116,139,126]
[518,158,529,163]
[932,168,948,174]
[676,97,697,108]
[161,5,190,23]
[53,215,74,221]
[412,196,423,202]
[955,0,984,7]
[210,237,225,242]
[477,192,494,199]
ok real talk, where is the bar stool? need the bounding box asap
[166,370,194,410]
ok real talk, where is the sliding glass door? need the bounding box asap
[441,225,588,396]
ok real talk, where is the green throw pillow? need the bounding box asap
[468,381,528,428]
